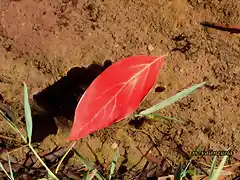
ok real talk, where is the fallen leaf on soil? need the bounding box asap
[68,55,165,140]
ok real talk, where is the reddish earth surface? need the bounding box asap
[0,0,240,179]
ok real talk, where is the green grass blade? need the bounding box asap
[55,141,76,174]
[181,145,201,178]
[181,163,190,178]
[192,168,197,180]
[0,161,13,180]
[175,164,182,180]
[73,149,95,170]
[209,156,217,179]
[0,110,27,143]
[87,169,98,180]
[83,171,89,180]
[146,114,183,123]
[210,155,228,180]
[7,151,14,180]
[140,82,206,116]
[109,148,119,180]
[185,170,195,176]
[28,144,58,180]
[23,83,32,144]
[73,149,105,180]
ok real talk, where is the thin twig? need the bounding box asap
[55,141,77,174]
[3,145,27,155]
[0,134,20,142]
[201,22,240,33]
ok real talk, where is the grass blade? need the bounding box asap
[0,110,27,143]
[145,114,183,123]
[23,83,32,144]
[55,141,76,174]
[209,156,217,179]
[73,149,94,170]
[181,145,201,178]
[175,164,182,180]
[192,168,197,180]
[87,169,98,180]
[83,171,89,180]
[0,161,13,180]
[7,151,14,180]
[109,148,119,180]
[28,144,59,179]
[73,148,105,180]
[210,155,228,180]
[140,82,206,115]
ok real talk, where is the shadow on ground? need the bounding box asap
[31,60,112,143]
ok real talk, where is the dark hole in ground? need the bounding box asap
[129,116,148,129]
[31,60,112,143]
[172,33,186,41]
[171,34,191,53]
[118,165,128,174]
[155,86,166,93]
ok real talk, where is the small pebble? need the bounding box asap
[111,142,118,149]
[148,44,154,52]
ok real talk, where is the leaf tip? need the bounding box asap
[66,133,79,141]
[23,82,27,87]
[66,136,75,141]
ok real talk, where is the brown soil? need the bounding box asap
[0,0,240,179]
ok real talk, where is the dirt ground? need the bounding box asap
[0,0,240,179]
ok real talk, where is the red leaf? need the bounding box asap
[67,55,165,140]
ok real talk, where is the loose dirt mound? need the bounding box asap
[0,0,240,179]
